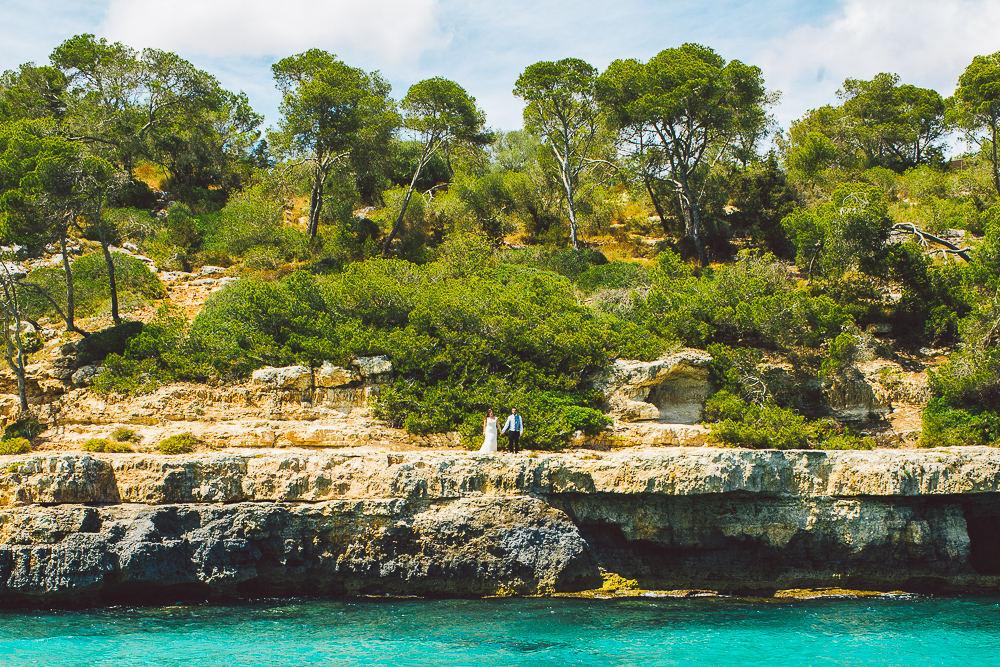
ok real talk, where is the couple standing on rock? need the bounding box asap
[479,408,523,453]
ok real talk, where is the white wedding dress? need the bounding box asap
[479,417,498,453]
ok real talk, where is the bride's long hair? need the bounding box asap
[487,408,494,417]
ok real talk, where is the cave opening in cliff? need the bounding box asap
[965,514,1000,575]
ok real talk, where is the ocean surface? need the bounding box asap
[2,595,999,667]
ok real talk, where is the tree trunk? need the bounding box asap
[2,307,28,415]
[93,202,120,325]
[689,202,707,267]
[307,164,324,240]
[678,171,707,266]
[565,188,579,250]
[992,119,1000,197]
[560,172,579,250]
[58,233,77,333]
[643,175,668,231]
[382,157,426,257]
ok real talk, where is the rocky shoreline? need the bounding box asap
[2,446,1000,606]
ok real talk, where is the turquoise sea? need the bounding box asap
[2,596,998,666]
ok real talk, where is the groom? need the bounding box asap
[500,408,523,453]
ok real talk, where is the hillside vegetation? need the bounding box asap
[3,37,1000,449]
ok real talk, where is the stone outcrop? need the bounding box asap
[823,367,893,421]
[3,447,1000,605]
[0,497,592,605]
[590,350,713,423]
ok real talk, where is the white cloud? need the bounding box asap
[756,0,1000,134]
[100,0,448,68]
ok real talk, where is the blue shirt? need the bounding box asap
[501,414,523,433]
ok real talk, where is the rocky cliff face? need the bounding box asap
[2,447,1000,606]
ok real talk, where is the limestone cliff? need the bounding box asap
[2,447,1000,605]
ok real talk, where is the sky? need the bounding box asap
[2,0,999,143]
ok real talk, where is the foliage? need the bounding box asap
[955,52,1000,196]
[270,49,397,238]
[25,251,165,322]
[111,427,140,443]
[75,320,144,365]
[81,437,133,453]
[515,58,604,249]
[158,433,199,454]
[2,417,42,442]
[382,77,491,254]
[91,307,199,396]
[0,437,31,455]
[782,182,893,281]
[598,43,771,264]
[920,348,1000,447]
[704,390,875,450]
[498,247,607,280]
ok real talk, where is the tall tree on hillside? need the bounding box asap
[955,53,1000,196]
[839,73,947,169]
[0,119,114,332]
[271,49,397,239]
[50,35,224,177]
[382,77,491,256]
[514,58,602,250]
[598,44,769,265]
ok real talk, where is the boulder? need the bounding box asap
[251,366,313,392]
[591,349,713,424]
[352,355,393,378]
[48,357,77,383]
[71,365,101,387]
[200,265,226,277]
[315,361,358,388]
[0,262,27,280]
[824,366,892,421]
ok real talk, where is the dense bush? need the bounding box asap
[81,438,133,453]
[576,260,650,293]
[641,251,853,350]
[704,390,875,450]
[2,418,42,442]
[111,427,141,443]
[91,308,202,395]
[76,321,144,365]
[0,438,31,455]
[158,433,199,454]
[498,247,608,281]
[920,348,1000,447]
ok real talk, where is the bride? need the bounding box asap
[479,409,498,453]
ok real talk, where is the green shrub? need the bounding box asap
[498,247,608,280]
[158,433,199,454]
[91,307,202,396]
[2,418,42,442]
[703,391,873,450]
[111,427,141,443]
[820,332,859,377]
[76,321,144,365]
[577,260,650,293]
[0,438,31,455]
[919,348,1000,447]
[82,437,134,453]
[203,196,283,258]
[81,438,112,452]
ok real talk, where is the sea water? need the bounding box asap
[2,596,998,667]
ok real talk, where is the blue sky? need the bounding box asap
[2,0,998,143]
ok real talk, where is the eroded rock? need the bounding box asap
[591,349,713,423]
[251,366,313,392]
